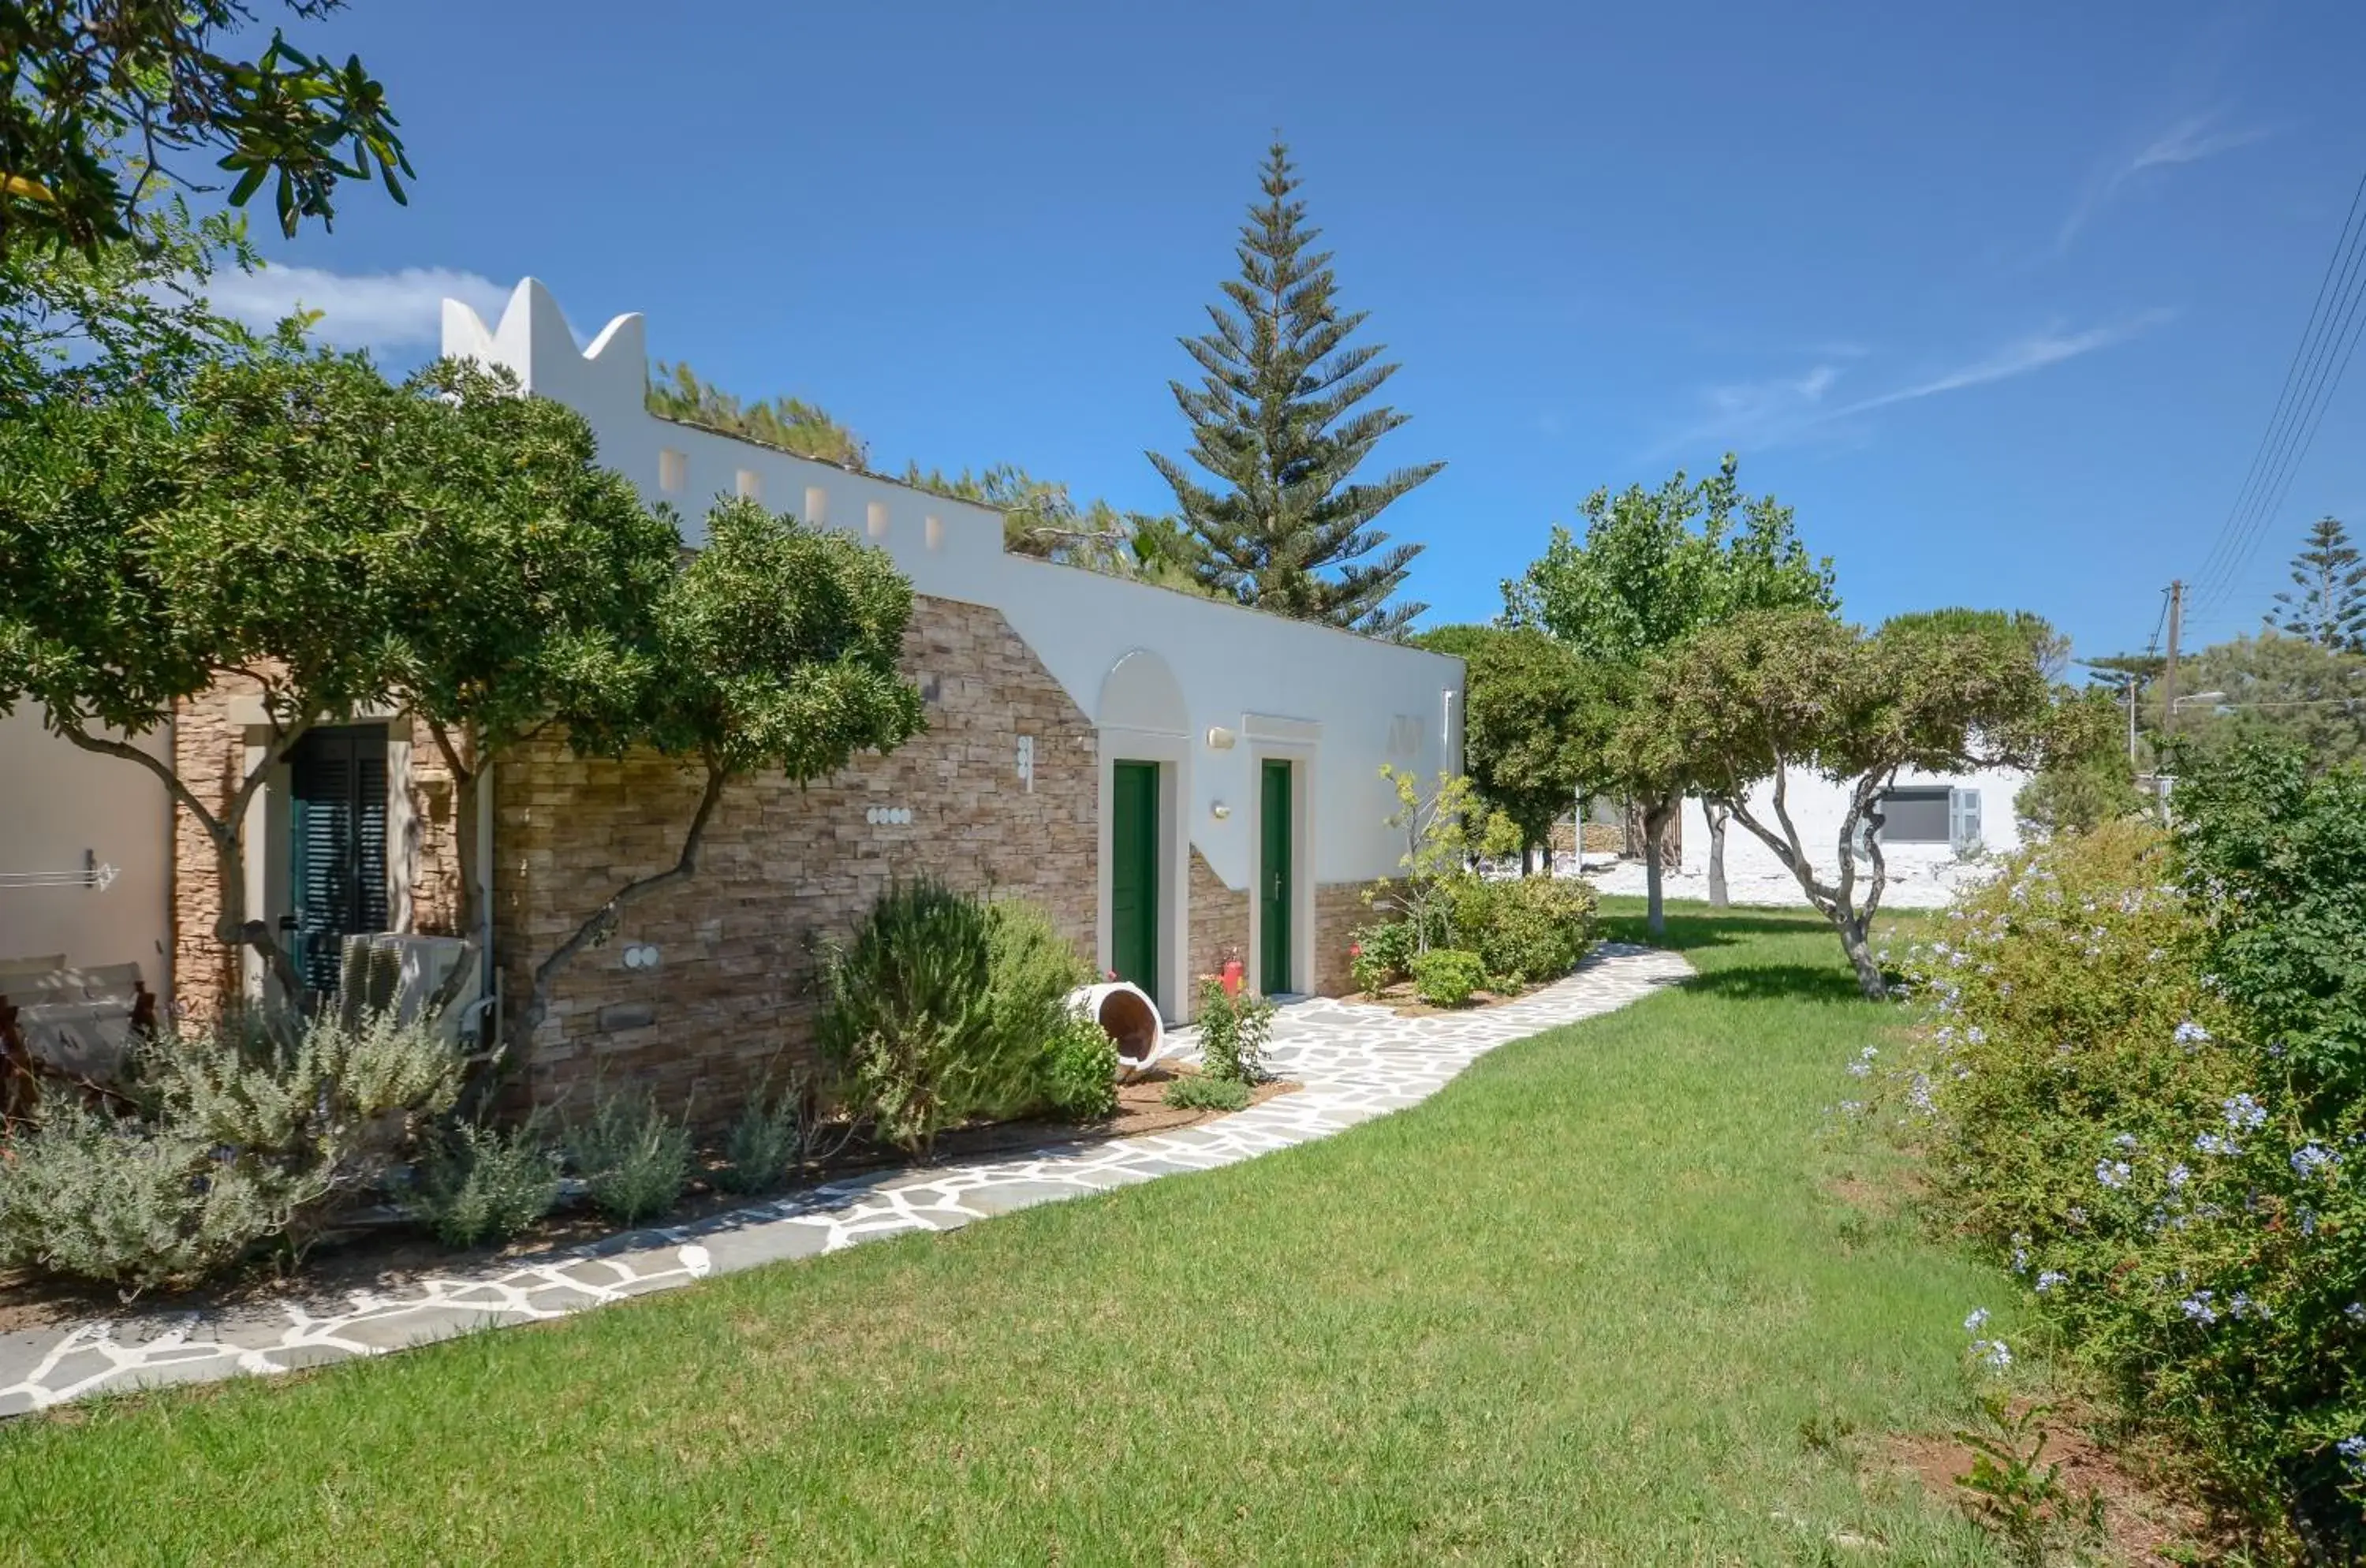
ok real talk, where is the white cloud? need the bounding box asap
[1662,312,2173,454]
[2055,110,2271,253]
[207,263,510,353]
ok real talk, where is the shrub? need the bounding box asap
[715,1083,808,1197]
[0,1004,462,1292]
[818,879,1046,1157]
[984,897,1095,1118]
[415,1120,562,1249]
[1040,1009,1118,1121]
[1350,920,1419,995]
[562,1088,692,1226]
[0,1104,329,1293]
[1887,752,2366,1544]
[1193,980,1275,1085]
[1162,1073,1251,1113]
[1447,875,1599,988]
[1410,948,1487,1007]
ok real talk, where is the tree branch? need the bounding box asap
[54,720,223,842]
[528,759,729,1006]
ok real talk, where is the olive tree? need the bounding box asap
[506,496,926,1053]
[1642,607,2057,998]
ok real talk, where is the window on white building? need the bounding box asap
[1872,786,1983,854]
[658,449,686,495]
[735,469,763,502]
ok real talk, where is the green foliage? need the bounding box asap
[817,881,1002,1156]
[1161,1073,1252,1114]
[1040,1010,1119,1122]
[1349,920,1420,995]
[646,360,867,466]
[2178,633,2366,769]
[715,1085,809,1197]
[0,3,411,259]
[2013,685,2144,837]
[1192,980,1275,1085]
[1889,797,2366,1540]
[1364,767,1475,950]
[1504,453,1836,665]
[0,1005,459,1290]
[415,1121,562,1249]
[1149,142,1439,637]
[2171,741,2366,1104]
[561,1089,692,1227]
[1446,875,1599,988]
[1416,625,1613,854]
[1949,1395,2107,1567]
[1409,948,1487,1007]
[1643,607,2058,995]
[2272,516,2366,654]
[983,897,1097,1119]
[0,1103,322,1294]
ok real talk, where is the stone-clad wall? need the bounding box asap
[491,595,1097,1121]
[1314,881,1374,998]
[171,676,458,1022]
[1186,848,1248,996]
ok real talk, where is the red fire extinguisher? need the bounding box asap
[1219,958,1245,997]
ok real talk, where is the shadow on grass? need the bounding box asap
[1675,963,1878,1006]
[1599,909,1831,953]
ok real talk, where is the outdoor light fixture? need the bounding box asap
[1211,801,1232,819]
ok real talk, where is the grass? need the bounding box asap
[0,902,2017,1565]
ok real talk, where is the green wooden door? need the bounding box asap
[289,726,390,998]
[1259,759,1292,994]
[1110,762,1159,1002]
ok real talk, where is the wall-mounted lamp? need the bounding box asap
[1205,726,1237,750]
[1211,801,1232,820]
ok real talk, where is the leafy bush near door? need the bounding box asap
[1409,948,1487,1007]
[817,880,1116,1155]
[1446,875,1599,989]
[1883,742,2366,1547]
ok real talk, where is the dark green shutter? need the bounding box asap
[1260,760,1292,994]
[1110,762,1159,1003]
[289,727,390,997]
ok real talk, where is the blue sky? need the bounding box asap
[216,0,2366,661]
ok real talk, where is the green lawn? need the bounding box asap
[0,903,2016,1565]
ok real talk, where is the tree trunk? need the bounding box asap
[1838,913,1888,1001]
[1705,801,1730,909]
[1641,795,1677,938]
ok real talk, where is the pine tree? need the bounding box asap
[1149,143,1442,638]
[2272,516,2366,653]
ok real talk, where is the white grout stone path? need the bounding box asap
[0,943,1690,1416]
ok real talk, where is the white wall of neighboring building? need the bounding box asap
[1644,765,2028,909]
[446,281,1465,996]
[0,707,174,990]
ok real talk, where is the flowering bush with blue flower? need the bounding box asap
[1875,756,2366,1546]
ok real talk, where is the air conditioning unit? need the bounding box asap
[334,932,481,1040]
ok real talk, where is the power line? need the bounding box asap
[2188,168,2366,622]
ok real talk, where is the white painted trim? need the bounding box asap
[1095,727,1191,1022]
[1241,711,1322,746]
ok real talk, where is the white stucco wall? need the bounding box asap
[447,281,1465,999]
[0,707,173,990]
[1658,766,2028,909]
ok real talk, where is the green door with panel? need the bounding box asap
[1259,759,1292,994]
[1110,761,1159,1003]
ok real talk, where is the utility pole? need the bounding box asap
[2162,580,2184,737]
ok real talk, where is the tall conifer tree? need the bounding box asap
[2271,515,2366,653]
[1150,142,1441,637]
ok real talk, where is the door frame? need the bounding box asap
[1245,743,1315,999]
[1095,729,1189,1021]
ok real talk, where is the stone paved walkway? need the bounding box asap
[0,943,1690,1416]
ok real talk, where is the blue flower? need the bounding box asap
[2174,1019,2211,1047]
[2346,1302,2366,1326]
[2194,1132,2242,1158]
[2222,1094,2267,1131]
[1972,1338,2013,1372]
[2290,1143,2338,1182]
[2114,1132,2139,1152]
[1964,1308,1991,1335]
[2180,1291,2219,1325]
[2339,1435,2366,1476]
[2035,1271,2068,1294]
[2166,1163,2191,1189]
[2229,1292,2269,1321]
[1965,1026,1987,1046]
[2096,1160,2131,1189]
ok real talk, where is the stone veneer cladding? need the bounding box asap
[491,595,1096,1121]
